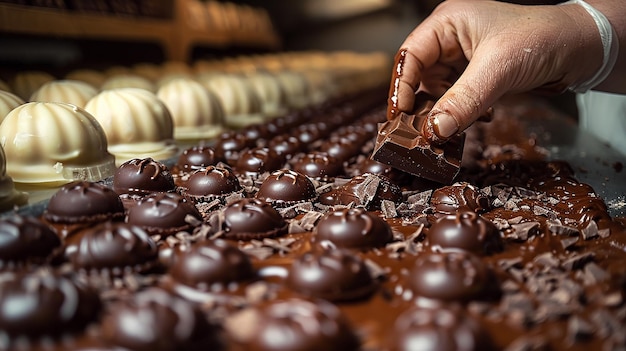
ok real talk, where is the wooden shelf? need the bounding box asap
[0,1,281,61]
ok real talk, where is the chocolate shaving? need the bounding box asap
[560,237,579,250]
[499,257,523,271]
[533,205,556,218]
[381,200,397,219]
[581,220,599,240]
[508,216,524,225]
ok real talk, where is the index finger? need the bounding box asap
[387,26,443,120]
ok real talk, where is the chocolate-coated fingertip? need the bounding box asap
[424,113,458,145]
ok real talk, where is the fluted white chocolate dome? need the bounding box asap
[0,102,115,185]
[274,71,310,109]
[30,80,98,108]
[0,143,27,211]
[101,74,155,92]
[0,91,24,124]
[245,72,287,119]
[84,88,177,165]
[156,78,225,141]
[10,71,55,101]
[198,73,263,128]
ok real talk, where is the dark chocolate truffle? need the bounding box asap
[430,182,490,216]
[183,165,242,200]
[267,134,303,159]
[255,169,317,205]
[126,193,201,236]
[286,249,376,301]
[44,180,125,224]
[113,158,175,196]
[391,306,493,351]
[0,214,61,265]
[0,272,101,338]
[295,123,322,144]
[169,239,255,291]
[315,208,393,249]
[175,145,218,173]
[67,221,158,273]
[221,198,287,240]
[248,299,360,351]
[101,288,220,351]
[428,211,503,255]
[214,132,252,164]
[236,147,284,175]
[408,251,490,304]
[319,173,403,210]
[291,151,343,181]
[319,136,360,162]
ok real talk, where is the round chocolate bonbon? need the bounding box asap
[214,131,252,164]
[430,182,490,215]
[221,198,287,240]
[236,147,284,175]
[408,251,490,303]
[291,151,343,180]
[126,193,201,236]
[113,158,175,195]
[315,208,393,249]
[101,288,219,351]
[184,165,242,199]
[267,135,303,159]
[67,221,158,273]
[286,249,376,301]
[319,136,360,162]
[248,299,360,351]
[175,146,218,173]
[391,306,493,351]
[428,211,503,255]
[169,239,255,290]
[256,169,317,205]
[44,180,124,224]
[0,214,60,265]
[0,272,101,338]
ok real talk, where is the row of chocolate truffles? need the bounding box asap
[0,79,384,196]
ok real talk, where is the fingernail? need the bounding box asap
[432,113,459,139]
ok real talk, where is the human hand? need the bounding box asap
[388,0,604,143]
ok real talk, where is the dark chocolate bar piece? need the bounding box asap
[371,112,465,184]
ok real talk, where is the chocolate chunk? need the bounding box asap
[581,220,599,240]
[372,112,465,184]
[562,252,595,271]
[286,249,377,301]
[319,173,402,210]
[508,221,540,241]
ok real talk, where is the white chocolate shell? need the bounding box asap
[0,143,27,211]
[30,80,98,108]
[245,72,287,119]
[0,91,24,124]
[10,71,55,101]
[101,74,155,92]
[199,73,263,129]
[65,69,107,89]
[156,78,225,141]
[274,71,310,109]
[84,88,177,165]
[0,102,115,185]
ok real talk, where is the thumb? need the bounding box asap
[422,52,505,143]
